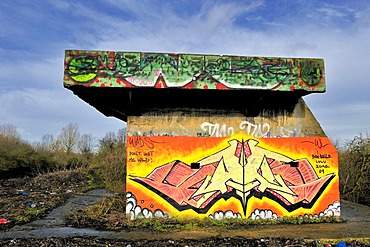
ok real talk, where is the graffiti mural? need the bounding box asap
[64,50,325,92]
[62,50,337,223]
[126,134,339,220]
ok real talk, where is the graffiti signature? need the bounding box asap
[128,136,164,149]
[301,138,329,149]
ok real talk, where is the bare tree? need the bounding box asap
[56,122,80,154]
[98,131,117,151]
[78,133,95,155]
[117,128,127,144]
[32,134,54,151]
[0,123,20,139]
[41,134,55,150]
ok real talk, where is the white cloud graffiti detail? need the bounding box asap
[126,192,169,220]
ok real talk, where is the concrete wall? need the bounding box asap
[126,100,339,220]
[127,99,325,138]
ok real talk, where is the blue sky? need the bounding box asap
[1,0,370,146]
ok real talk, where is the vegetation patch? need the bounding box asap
[0,169,89,231]
[66,197,345,233]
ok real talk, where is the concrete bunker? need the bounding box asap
[64,50,339,220]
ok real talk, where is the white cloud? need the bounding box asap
[0,88,124,143]
[48,0,71,11]
[318,5,349,18]
[0,56,65,91]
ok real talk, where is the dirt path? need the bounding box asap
[11,189,110,230]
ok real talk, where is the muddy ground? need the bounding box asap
[0,170,369,246]
[0,170,89,231]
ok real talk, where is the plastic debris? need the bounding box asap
[337,242,346,247]
[27,201,36,208]
[0,218,9,224]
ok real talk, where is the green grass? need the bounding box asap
[126,215,345,232]
[16,207,46,223]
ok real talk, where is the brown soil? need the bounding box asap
[0,170,369,246]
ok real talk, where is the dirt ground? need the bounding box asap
[0,236,342,247]
[0,170,369,246]
[0,170,89,231]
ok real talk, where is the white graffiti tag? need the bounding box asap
[200,122,235,137]
[239,121,270,137]
[200,121,299,138]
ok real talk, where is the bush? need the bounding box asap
[0,135,55,177]
[90,141,126,195]
[0,135,89,178]
[339,134,370,206]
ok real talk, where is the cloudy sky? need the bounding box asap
[1,0,369,146]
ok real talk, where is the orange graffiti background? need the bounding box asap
[126,133,339,219]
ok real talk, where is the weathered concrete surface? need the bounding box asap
[127,98,325,138]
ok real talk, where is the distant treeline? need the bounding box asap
[0,123,126,195]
